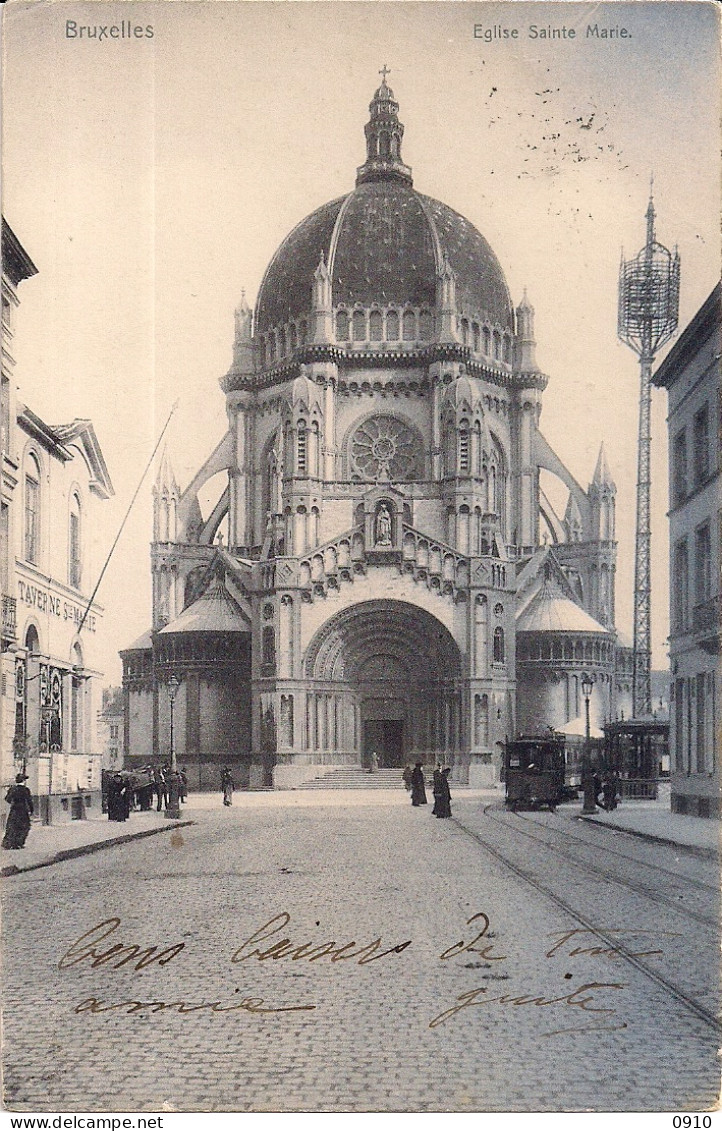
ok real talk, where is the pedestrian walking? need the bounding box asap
[179,767,188,803]
[2,773,34,849]
[221,766,234,806]
[402,763,413,791]
[593,770,602,808]
[155,766,168,811]
[601,771,618,812]
[139,767,154,811]
[107,773,128,822]
[410,762,427,807]
[368,750,378,774]
[431,764,443,815]
[433,767,452,818]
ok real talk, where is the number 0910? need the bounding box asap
[673,1118,712,1128]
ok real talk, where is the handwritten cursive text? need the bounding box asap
[545,928,680,961]
[428,980,628,1032]
[74,994,316,1017]
[230,911,412,966]
[59,918,185,972]
[439,912,507,961]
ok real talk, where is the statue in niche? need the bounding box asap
[375,503,392,547]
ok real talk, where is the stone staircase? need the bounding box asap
[296,767,408,790]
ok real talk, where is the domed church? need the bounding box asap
[121,76,630,789]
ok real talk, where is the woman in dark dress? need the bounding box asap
[2,773,34,849]
[433,768,452,818]
[410,763,427,807]
[107,774,128,821]
[221,767,234,806]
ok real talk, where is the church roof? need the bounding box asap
[120,628,154,653]
[254,80,513,334]
[560,715,604,739]
[159,577,250,635]
[19,412,114,499]
[517,579,609,636]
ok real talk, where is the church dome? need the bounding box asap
[254,77,513,337]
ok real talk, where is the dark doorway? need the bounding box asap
[364,720,404,768]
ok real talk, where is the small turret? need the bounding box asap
[153,446,180,543]
[516,289,538,371]
[231,291,254,374]
[589,442,616,541]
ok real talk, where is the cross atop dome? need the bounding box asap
[356,71,413,187]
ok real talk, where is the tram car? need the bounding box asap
[504,734,566,812]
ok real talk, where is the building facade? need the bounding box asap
[1,219,114,822]
[652,283,721,816]
[122,80,632,789]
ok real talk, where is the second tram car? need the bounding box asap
[504,734,567,811]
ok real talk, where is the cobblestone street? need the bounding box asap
[2,791,719,1112]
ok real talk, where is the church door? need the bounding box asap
[364,719,404,769]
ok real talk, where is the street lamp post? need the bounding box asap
[581,674,597,814]
[166,673,181,820]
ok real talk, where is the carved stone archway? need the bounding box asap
[304,599,463,768]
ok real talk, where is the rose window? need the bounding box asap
[350,416,423,481]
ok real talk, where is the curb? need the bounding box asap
[579,814,719,860]
[0,820,196,877]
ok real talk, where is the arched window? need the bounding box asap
[297,421,307,475]
[268,331,277,363]
[493,627,505,664]
[493,330,501,360]
[419,310,433,340]
[260,338,267,369]
[25,453,40,564]
[402,310,416,341]
[380,132,390,158]
[336,310,349,341]
[278,327,286,358]
[369,310,383,341]
[69,492,82,589]
[504,335,512,363]
[458,424,470,473]
[386,310,399,340]
[289,323,298,352]
[472,322,480,351]
[262,627,276,675]
[264,449,277,518]
[460,318,469,345]
[352,310,366,342]
[483,327,491,355]
[299,319,308,344]
[473,420,482,475]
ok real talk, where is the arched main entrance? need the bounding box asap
[305,600,463,768]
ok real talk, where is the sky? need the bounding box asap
[2,0,720,685]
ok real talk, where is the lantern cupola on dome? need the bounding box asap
[356,67,413,188]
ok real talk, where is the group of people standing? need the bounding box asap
[402,763,452,818]
[106,764,190,821]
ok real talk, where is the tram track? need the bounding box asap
[512,809,720,894]
[477,805,719,929]
[452,810,722,1035]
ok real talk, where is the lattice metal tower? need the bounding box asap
[618,190,680,716]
